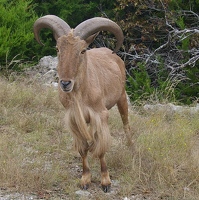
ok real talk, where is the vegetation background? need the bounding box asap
[0,0,199,104]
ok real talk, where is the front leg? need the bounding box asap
[79,149,91,190]
[99,154,111,192]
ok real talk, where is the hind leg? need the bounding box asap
[117,91,132,146]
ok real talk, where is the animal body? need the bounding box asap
[33,15,131,192]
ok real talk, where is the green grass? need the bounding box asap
[0,76,199,199]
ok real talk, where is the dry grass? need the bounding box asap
[0,76,199,199]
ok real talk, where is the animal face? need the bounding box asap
[56,34,88,92]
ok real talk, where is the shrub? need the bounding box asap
[0,0,37,65]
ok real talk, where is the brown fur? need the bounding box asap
[57,31,130,191]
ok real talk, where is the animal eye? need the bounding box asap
[81,49,87,54]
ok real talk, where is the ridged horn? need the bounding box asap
[74,17,124,53]
[33,15,71,45]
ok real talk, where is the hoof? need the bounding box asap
[81,184,89,190]
[102,184,111,193]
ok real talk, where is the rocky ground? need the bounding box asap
[25,56,59,87]
[0,148,148,200]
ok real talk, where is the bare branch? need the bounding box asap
[123,7,199,83]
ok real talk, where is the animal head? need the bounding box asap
[56,33,90,92]
[33,15,124,92]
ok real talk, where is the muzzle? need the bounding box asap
[60,80,74,92]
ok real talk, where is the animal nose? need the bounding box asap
[60,80,74,92]
[60,80,71,88]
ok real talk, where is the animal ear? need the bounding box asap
[85,32,99,45]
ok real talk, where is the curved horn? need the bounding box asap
[74,17,124,53]
[33,15,71,45]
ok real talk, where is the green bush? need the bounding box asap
[175,65,199,104]
[0,0,37,65]
[126,63,153,102]
[126,60,183,104]
[126,60,199,105]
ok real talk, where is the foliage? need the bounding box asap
[0,0,116,64]
[114,0,170,52]
[169,0,199,13]
[126,63,153,101]
[34,0,116,27]
[126,61,178,104]
[175,66,199,104]
[114,0,199,104]
[0,0,38,65]
[0,0,199,104]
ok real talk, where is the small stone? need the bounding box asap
[75,190,90,196]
